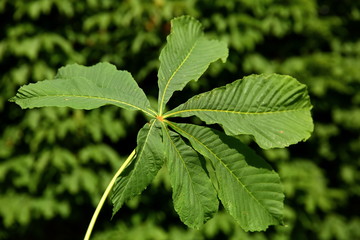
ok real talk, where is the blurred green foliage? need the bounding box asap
[1,0,359,239]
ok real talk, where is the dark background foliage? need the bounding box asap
[1,0,359,239]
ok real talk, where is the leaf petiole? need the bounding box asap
[84,149,136,240]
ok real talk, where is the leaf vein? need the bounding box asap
[25,94,156,117]
[164,107,309,118]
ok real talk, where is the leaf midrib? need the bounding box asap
[163,123,205,214]
[164,107,310,118]
[167,121,273,217]
[19,94,157,117]
[159,40,199,115]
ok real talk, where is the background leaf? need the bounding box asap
[161,125,218,229]
[111,121,164,215]
[2,1,359,239]
[166,74,313,149]
[157,15,228,114]
[10,62,156,117]
[168,122,284,231]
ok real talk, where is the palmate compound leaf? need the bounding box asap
[167,122,284,231]
[9,62,156,117]
[157,15,228,115]
[161,124,218,229]
[111,120,164,215]
[7,15,312,234]
[164,74,314,149]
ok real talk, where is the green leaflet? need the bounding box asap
[161,125,218,229]
[165,74,313,149]
[157,16,228,115]
[111,121,164,216]
[167,122,284,231]
[10,62,156,117]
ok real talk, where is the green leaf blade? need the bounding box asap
[10,62,156,116]
[157,16,228,114]
[161,125,218,229]
[111,121,164,216]
[166,74,313,149]
[168,122,284,231]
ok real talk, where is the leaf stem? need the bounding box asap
[84,149,136,240]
